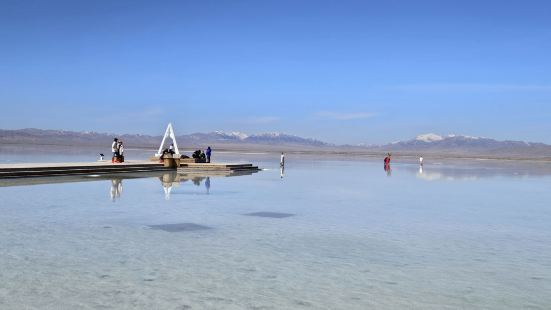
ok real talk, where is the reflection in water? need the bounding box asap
[384,164,392,177]
[159,172,180,200]
[106,170,259,201]
[205,177,210,194]
[406,161,551,181]
[280,166,285,179]
[110,179,123,201]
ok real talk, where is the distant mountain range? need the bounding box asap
[0,128,328,150]
[1,128,551,160]
[369,133,551,159]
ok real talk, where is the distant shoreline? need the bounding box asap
[1,142,551,163]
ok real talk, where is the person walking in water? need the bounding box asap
[384,153,391,166]
[419,156,424,166]
[280,152,285,167]
[111,138,119,163]
[206,146,212,163]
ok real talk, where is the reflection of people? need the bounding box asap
[280,165,285,179]
[206,146,212,163]
[192,177,203,186]
[384,163,392,177]
[110,179,123,201]
[205,177,210,194]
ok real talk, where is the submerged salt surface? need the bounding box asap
[149,223,212,232]
[244,212,295,218]
[1,153,551,309]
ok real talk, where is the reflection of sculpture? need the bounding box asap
[159,172,180,200]
[110,179,123,201]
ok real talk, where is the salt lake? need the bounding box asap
[0,149,550,309]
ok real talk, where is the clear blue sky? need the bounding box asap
[1,0,550,144]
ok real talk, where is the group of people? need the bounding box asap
[191,146,212,163]
[111,138,125,163]
[160,144,212,163]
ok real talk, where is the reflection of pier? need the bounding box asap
[0,161,171,179]
[0,171,168,187]
[0,168,258,189]
[159,169,259,199]
[177,163,260,173]
[0,169,258,201]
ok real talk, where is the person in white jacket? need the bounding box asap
[111,138,119,163]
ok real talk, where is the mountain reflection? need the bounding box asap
[407,161,551,181]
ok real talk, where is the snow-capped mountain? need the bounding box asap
[185,131,327,146]
[415,133,445,142]
[375,133,551,158]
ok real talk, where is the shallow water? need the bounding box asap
[1,151,551,309]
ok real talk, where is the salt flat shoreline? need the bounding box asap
[1,142,551,163]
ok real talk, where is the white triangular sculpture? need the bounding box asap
[155,123,180,156]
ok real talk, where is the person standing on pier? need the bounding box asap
[111,138,119,163]
[118,141,124,162]
[206,146,212,163]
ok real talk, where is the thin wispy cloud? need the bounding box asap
[392,83,551,92]
[315,111,376,121]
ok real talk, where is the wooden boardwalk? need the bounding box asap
[0,160,260,179]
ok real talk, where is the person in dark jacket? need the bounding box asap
[206,146,212,163]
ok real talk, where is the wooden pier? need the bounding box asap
[0,160,260,179]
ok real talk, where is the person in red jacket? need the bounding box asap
[384,153,391,165]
